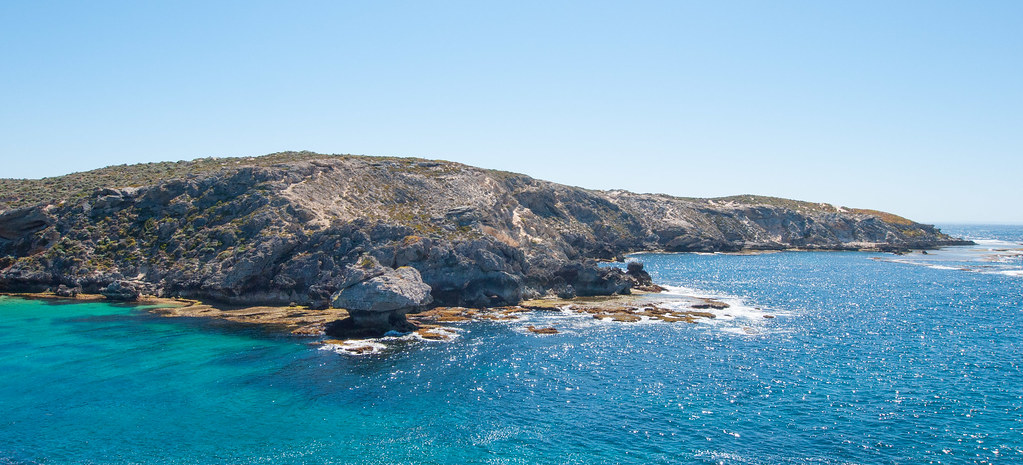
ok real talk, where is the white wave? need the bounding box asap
[500,307,612,332]
[628,284,792,337]
[881,258,947,268]
[409,327,462,342]
[973,239,1023,247]
[319,340,388,356]
[924,264,967,271]
[879,253,1022,278]
[318,325,465,355]
[658,284,706,297]
[720,325,769,337]
[659,285,788,320]
[984,253,1023,263]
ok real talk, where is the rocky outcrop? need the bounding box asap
[625,261,653,287]
[0,152,971,314]
[550,262,631,297]
[101,281,140,301]
[0,207,56,258]
[54,284,80,297]
[53,284,79,298]
[329,266,432,335]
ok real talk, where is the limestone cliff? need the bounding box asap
[0,152,969,307]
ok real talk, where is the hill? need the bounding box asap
[0,151,968,310]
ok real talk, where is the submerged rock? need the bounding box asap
[527,325,559,335]
[691,297,729,310]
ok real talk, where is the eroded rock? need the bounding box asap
[625,261,652,286]
[101,281,140,301]
[527,325,559,334]
[327,266,433,337]
[54,284,80,297]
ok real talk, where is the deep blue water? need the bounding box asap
[2,225,1022,464]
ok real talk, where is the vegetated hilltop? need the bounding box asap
[0,151,968,308]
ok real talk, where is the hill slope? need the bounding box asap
[0,152,967,307]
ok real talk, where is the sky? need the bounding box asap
[1,1,1020,224]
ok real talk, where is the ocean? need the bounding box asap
[2,225,1021,464]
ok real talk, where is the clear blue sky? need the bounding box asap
[2,1,1020,223]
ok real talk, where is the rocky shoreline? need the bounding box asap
[1,277,756,351]
[0,152,971,336]
[0,291,347,333]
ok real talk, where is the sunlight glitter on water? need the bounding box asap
[3,225,1022,464]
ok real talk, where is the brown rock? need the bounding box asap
[291,325,325,336]
[527,325,559,335]
[657,315,696,323]
[417,329,450,340]
[498,306,534,314]
[679,311,716,319]
[347,345,378,354]
[641,306,670,316]
[518,300,565,311]
[436,315,472,322]
[606,313,642,322]
[691,298,729,310]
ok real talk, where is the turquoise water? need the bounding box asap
[2,225,1022,464]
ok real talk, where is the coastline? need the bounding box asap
[0,152,969,315]
[1,285,749,344]
[0,291,347,336]
[622,241,976,258]
[4,240,979,347]
[3,225,1018,463]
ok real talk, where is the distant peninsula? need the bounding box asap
[0,152,970,334]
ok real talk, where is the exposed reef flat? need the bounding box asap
[518,292,734,324]
[2,287,773,352]
[149,299,349,335]
[407,290,752,331]
[1,291,347,336]
[1,291,108,302]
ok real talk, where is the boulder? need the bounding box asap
[625,261,653,286]
[101,281,140,301]
[328,266,433,337]
[556,262,631,297]
[55,284,80,298]
[527,326,559,334]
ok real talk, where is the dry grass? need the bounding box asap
[848,208,915,226]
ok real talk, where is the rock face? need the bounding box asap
[0,152,971,311]
[330,266,432,333]
[625,261,653,287]
[101,281,140,301]
[0,207,55,259]
[54,284,80,297]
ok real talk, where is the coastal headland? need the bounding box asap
[0,152,970,336]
